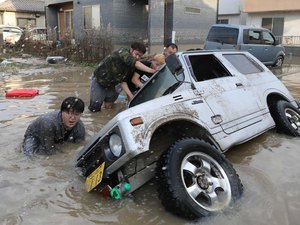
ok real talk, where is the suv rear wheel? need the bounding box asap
[156,138,243,219]
[272,100,300,136]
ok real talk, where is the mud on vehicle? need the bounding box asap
[76,50,300,220]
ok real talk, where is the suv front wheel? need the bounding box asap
[273,55,284,68]
[156,138,243,219]
[272,100,300,136]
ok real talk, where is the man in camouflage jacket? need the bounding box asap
[88,42,155,112]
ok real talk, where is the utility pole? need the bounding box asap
[164,0,174,46]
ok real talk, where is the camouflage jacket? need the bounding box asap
[93,47,136,88]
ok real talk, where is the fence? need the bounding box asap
[277,36,300,46]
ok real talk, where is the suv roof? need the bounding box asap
[210,23,270,31]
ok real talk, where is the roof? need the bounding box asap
[0,0,45,13]
[210,24,270,31]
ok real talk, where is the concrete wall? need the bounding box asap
[73,0,148,46]
[172,0,217,44]
[148,0,164,53]
[45,6,58,30]
[112,1,148,44]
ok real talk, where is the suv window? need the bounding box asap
[248,30,261,44]
[262,31,275,45]
[223,54,264,74]
[129,65,184,107]
[188,54,231,81]
[206,27,238,45]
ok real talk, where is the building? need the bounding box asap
[0,0,45,29]
[217,0,245,24]
[44,0,218,53]
[218,0,300,46]
[243,0,300,43]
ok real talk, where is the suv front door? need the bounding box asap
[259,30,278,64]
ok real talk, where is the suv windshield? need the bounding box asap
[129,65,184,107]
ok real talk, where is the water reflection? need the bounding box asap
[0,60,300,224]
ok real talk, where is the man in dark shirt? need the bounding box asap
[163,43,178,57]
[23,97,85,156]
[88,42,156,112]
[124,54,165,99]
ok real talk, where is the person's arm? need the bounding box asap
[23,117,57,155]
[135,61,156,74]
[40,121,58,154]
[131,72,144,88]
[121,82,134,100]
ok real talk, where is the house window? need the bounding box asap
[217,19,229,24]
[262,17,284,36]
[184,7,200,14]
[17,18,36,29]
[83,5,100,29]
[188,54,231,82]
[65,10,73,32]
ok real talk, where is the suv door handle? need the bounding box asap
[235,83,243,87]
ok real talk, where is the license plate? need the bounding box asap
[85,162,105,192]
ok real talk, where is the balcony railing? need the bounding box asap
[277,36,300,46]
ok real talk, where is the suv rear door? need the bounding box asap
[186,53,265,135]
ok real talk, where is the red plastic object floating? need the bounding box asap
[5,88,39,97]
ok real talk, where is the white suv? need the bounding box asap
[76,50,300,219]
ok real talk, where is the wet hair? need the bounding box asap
[166,43,178,51]
[152,54,165,65]
[60,97,85,113]
[131,42,146,54]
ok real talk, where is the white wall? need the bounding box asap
[219,0,242,15]
[218,15,243,24]
[247,12,300,36]
[3,12,16,26]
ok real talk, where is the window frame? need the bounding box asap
[83,4,101,30]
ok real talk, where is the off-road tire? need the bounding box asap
[271,100,300,136]
[156,138,243,220]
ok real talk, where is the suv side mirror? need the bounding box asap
[166,53,183,75]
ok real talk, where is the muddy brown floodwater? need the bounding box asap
[0,56,300,225]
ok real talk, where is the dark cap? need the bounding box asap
[60,97,85,113]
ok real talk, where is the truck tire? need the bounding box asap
[156,138,243,220]
[272,100,300,137]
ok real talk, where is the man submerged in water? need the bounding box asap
[23,97,85,156]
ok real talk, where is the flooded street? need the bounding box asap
[1,57,300,225]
